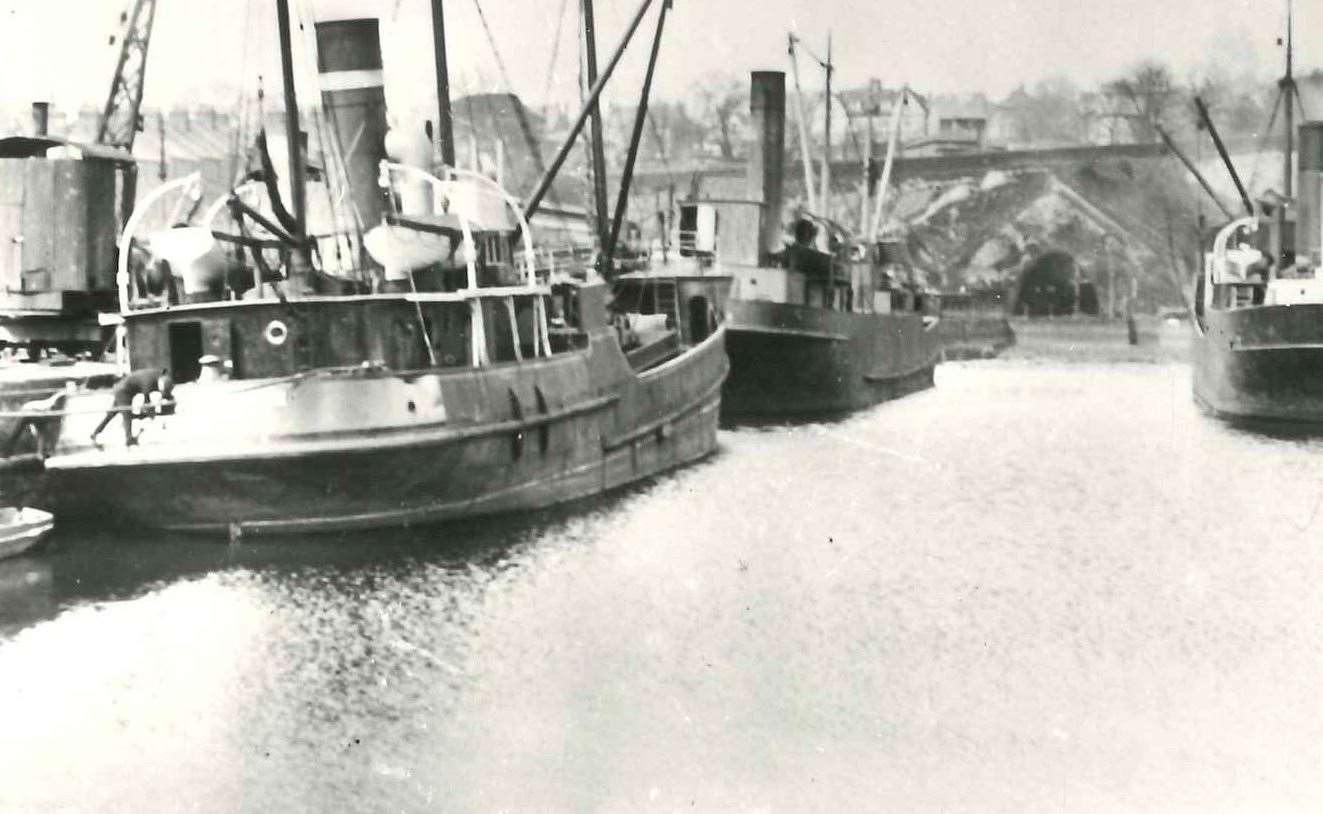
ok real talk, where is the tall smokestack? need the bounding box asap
[747,71,786,263]
[314,17,389,235]
[31,102,49,136]
[1298,122,1323,267]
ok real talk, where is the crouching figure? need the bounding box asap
[90,368,175,447]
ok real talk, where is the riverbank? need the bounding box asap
[1002,314,1192,364]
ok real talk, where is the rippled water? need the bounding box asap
[5,328,1323,812]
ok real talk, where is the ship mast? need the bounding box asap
[1283,0,1295,200]
[819,31,832,221]
[605,0,672,268]
[431,0,456,166]
[524,0,657,220]
[582,0,612,274]
[786,34,818,213]
[274,0,311,291]
[858,79,877,235]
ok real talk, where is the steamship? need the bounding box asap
[1193,121,1323,424]
[1191,7,1323,427]
[1,2,729,535]
[712,71,941,419]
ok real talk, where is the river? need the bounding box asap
[3,322,1323,812]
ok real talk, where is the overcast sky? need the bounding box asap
[0,0,1312,117]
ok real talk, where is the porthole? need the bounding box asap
[265,319,289,346]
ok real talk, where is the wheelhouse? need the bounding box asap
[112,165,599,382]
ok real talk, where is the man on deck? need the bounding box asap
[90,368,174,447]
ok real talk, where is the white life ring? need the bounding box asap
[265,319,289,346]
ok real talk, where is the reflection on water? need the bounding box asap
[6,352,1323,811]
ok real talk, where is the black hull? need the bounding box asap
[31,329,729,536]
[1193,304,1323,425]
[722,300,941,418]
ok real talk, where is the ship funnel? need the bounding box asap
[1298,122,1323,267]
[31,102,48,136]
[313,17,389,240]
[747,72,786,263]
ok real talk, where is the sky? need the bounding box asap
[0,0,1314,119]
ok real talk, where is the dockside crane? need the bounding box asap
[98,0,158,151]
[97,0,159,225]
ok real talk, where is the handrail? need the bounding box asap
[1211,217,1259,267]
[379,161,556,362]
[380,162,539,289]
[1207,216,1259,311]
[113,172,204,372]
[434,165,540,287]
[116,172,204,316]
[202,181,262,231]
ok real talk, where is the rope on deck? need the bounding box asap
[0,362,399,419]
[0,400,178,420]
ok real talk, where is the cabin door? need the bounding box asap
[688,295,711,343]
[168,321,204,382]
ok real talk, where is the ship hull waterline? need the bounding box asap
[721,299,941,418]
[1193,304,1323,426]
[26,328,729,536]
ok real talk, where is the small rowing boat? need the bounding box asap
[0,507,54,559]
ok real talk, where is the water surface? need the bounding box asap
[4,336,1323,812]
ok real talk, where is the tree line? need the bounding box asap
[581,59,1312,167]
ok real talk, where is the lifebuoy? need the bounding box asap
[265,319,289,346]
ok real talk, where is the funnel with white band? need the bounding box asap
[314,16,389,243]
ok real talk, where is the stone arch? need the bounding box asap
[1014,250,1098,316]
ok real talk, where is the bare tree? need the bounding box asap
[1186,65,1270,138]
[997,78,1085,146]
[637,101,709,164]
[1104,61,1179,142]
[693,73,748,160]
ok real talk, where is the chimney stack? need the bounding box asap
[746,72,786,262]
[31,102,49,136]
[1298,122,1323,267]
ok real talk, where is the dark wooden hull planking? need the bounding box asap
[32,327,728,535]
[722,299,941,418]
[1193,304,1323,425]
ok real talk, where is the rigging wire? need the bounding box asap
[230,0,256,187]
[469,0,553,199]
[645,109,671,176]
[294,0,364,279]
[1243,90,1281,197]
[468,0,521,118]
[462,88,478,170]
[834,92,864,163]
[534,0,573,208]
[576,2,599,222]
[478,91,513,182]
[296,0,346,273]
[542,0,571,105]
